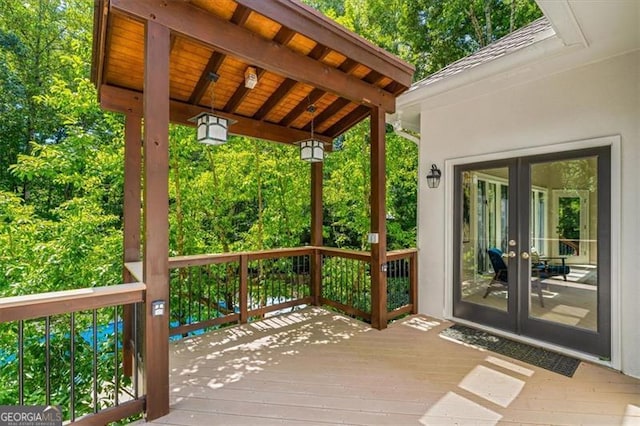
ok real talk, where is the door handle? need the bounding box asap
[521,251,530,260]
[507,251,517,258]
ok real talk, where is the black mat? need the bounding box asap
[440,324,580,377]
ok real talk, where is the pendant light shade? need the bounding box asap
[192,112,229,145]
[190,72,229,145]
[298,104,324,162]
[299,139,324,162]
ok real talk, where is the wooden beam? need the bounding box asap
[279,88,325,127]
[188,52,226,105]
[370,106,387,330]
[253,78,297,120]
[235,0,414,87]
[122,113,142,378]
[311,163,323,306]
[325,105,370,138]
[142,20,170,421]
[101,84,333,145]
[110,0,396,112]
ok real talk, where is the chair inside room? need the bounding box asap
[484,248,509,300]
[484,248,545,307]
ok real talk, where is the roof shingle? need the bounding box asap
[411,17,554,90]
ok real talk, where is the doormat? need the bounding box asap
[440,324,580,377]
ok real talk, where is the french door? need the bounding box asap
[452,147,610,358]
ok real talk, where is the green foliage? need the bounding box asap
[306,0,542,80]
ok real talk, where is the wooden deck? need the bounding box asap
[148,307,640,425]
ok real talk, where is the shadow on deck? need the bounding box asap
[148,307,640,425]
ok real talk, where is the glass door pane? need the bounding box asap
[460,168,511,311]
[527,157,598,331]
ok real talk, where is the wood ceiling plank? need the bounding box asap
[110,0,396,112]
[325,105,370,138]
[100,84,333,145]
[253,78,297,121]
[222,67,266,113]
[303,97,350,131]
[279,88,324,127]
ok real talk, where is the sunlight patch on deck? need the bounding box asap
[421,391,502,425]
[459,365,525,407]
[623,404,640,425]
[485,355,534,377]
[402,316,441,331]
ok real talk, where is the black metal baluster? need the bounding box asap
[114,306,119,406]
[198,265,203,323]
[207,264,212,321]
[18,320,24,405]
[45,316,51,406]
[70,313,75,422]
[186,267,191,326]
[93,310,98,413]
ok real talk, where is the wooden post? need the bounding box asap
[311,162,323,305]
[122,113,142,378]
[410,251,418,314]
[370,107,387,330]
[142,20,170,421]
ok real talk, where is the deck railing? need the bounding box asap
[167,248,314,336]
[167,246,417,333]
[320,248,373,321]
[0,283,146,425]
[0,246,416,423]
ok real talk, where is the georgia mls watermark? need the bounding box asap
[0,406,62,426]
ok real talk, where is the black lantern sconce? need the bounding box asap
[426,164,442,188]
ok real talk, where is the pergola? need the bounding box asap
[91,0,414,420]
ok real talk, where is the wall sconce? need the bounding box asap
[298,105,324,162]
[190,72,229,145]
[244,66,258,89]
[426,164,442,188]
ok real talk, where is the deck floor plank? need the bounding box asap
[147,307,640,425]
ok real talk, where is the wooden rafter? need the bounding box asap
[303,98,350,131]
[253,78,297,121]
[188,52,226,105]
[325,105,370,137]
[279,88,324,127]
